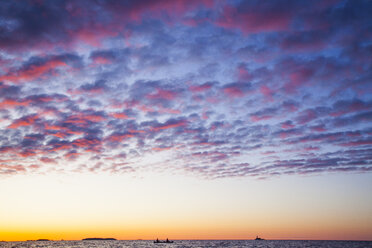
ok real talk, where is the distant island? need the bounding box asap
[82,238,117,241]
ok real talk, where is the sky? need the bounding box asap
[0,0,372,241]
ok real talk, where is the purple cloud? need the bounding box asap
[0,0,371,179]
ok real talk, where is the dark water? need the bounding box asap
[0,240,371,248]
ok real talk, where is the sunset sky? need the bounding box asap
[0,0,372,241]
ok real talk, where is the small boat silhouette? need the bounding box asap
[154,238,174,243]
[255,236,265,240]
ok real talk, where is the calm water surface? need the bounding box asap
[0,240,371,248]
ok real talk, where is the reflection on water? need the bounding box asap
[0,240,371,248]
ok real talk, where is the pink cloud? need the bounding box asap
[0,60,67,84]
[147,88,178,101]
[110,112,130,119]
[91,56,113,65]
[128,129,145,134]
[152,147,173,151]
[237,65,252,81]
[296,109,317,124]
[331,100,370,117]
[72,27,118,47]
[284,67,314,94]
[310,125,327,132]
[0,99,31,108]
[223,86,244,98]
[45,123,65,131]
[279,130,302,139]
[50,132,71,139]
[215,4,292,34]
[251,115,273,122]
[80,114,106,122]
[64,151,81,160]
[106,133,135,143]
[260,85,274,102]
[339,140,372,147]
[8,115,39,129]
[189,83,212,93]
[157,106,181,114]
[113,0,214,24]
[49,143,73,152]
[72,138,102,151]
[40,157,57,164]
[151,120,187,131]
[281,121,295,129]
[19,150,38,158]
[0,164,26,173]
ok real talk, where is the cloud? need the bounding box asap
[105,132,135,143]
[222,82,252,98]
[147,88,178,101]
[150,119,188,132]
[331,99,371,117]
[90,50,118,65]
[0,0,214,51]
[214,1,295,34]
[189,82,214,93]
[8,114,39,129]
[1,61,67,84]
[78,80,108,94]
[0,83,21,96]
[0,0,371,179]
[250,107,278,122]
[0,98,30,108]
[0,164,26,175]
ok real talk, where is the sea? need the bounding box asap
[0,240,371,248]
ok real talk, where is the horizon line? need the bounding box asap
[2,238,372,242]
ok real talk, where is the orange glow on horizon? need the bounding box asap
[1,174,371,242]
[2,223,372,242]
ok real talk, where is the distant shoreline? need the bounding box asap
[82,238,117,241]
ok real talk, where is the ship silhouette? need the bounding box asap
[154,238,174,243]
